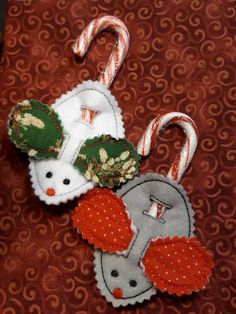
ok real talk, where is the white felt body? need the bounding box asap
[29,80,125,205]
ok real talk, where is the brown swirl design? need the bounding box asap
[0,0,235,313]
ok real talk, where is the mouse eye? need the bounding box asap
[111,270,119,277]
[46,171,53,178]
[129,280,137,287]
[63,178,70,185]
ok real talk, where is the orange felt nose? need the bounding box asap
[113,288,123,299]
[46,188,55,196]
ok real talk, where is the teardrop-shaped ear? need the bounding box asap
[142,237,214,296]
[8,99,64,159]
[72,188,135,253]
[74,135,140,188]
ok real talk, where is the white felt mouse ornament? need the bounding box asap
[8,16,140,205]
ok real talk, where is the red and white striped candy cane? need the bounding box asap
[72,15,130,88]
[137,112,198,183]
[137,112,198,220]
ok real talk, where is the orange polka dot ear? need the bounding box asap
[142,237,214,296]
[71,188,135,254]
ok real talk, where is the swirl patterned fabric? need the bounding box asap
[0,0,235,313]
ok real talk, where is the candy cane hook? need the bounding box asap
[137,112,198,183]
[137,112,198,220]
[72,15,130,88]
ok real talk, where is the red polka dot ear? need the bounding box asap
[71,188,135,253]
[142,237,214,296]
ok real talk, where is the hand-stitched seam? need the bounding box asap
[71,140,84,165]
[57,133,70,160]
[126,229,140,258]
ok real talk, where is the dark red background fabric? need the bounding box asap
[0,0,235,313]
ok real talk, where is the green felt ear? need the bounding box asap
[74,135,140,188]
[8,99,64,159]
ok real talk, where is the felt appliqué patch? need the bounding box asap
[142,236,214,296]
[72,188,135,253]
[8,100,63,159]
[74,135,140,188]
[74,174,213,307]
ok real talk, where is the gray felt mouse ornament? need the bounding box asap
[72,112,214,307]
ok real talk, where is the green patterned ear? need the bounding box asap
[8,99,64,159]
[74,135,140,188]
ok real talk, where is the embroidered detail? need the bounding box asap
[28,149,38,157]
[142,236,214,296]
[74,135,140,188]
[72,188,135,253]
[8,99,64,159]
[15,112,45,130]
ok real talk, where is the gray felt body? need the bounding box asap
[94,173,195,307]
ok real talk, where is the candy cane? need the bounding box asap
[72,15,130,88]
[137,112,198,183]
[137,112,198,220]
[79,107,97,125]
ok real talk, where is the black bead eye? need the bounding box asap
[111,270,119,277]
[129,280,137,287]
[63,178,70,185]
[46,171,52,178]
